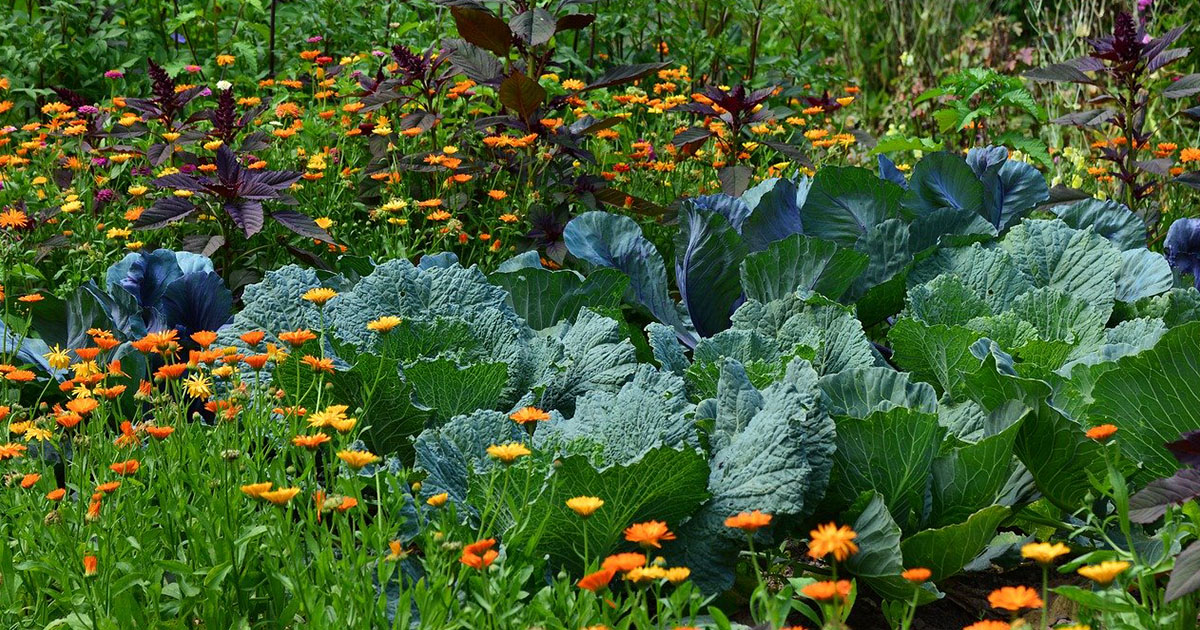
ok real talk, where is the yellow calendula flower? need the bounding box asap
[44,345,71,371]
[338,450,380,470]
[426,492,449,508]
[183,373,212,399]
[301,287,338,305]
[1078,561,1130,585]
[367,316,402,333]
[486,442,530,464]
[1021,541,1070,565]
[566,496,604,518]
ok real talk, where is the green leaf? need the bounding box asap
[1087,322,1200,480]
[909,243,1033,314]
[901,152,986,219]
[1050,199,1146,250]
[729,292,878,376]
[903,274,992,326]
[929,418,1023,527]
[739,234,868,302]
[490,266,628,330]
[825,408,945,531]
[677,360,834,593]
[846,218,912,302]
[899,505,1010,581]
[1114,248,1173,303]
[404,359,508,422]
[998,219,1122,319]
[799,166,903,247]
[676,205,748,338]
[818,367,938,419]
[511,445,709,573]
[1052,585,1138,612]
[533,309,639,415]
[565,211,695,346]
[888,319,983,395]
[846,493,941,603]
[539,365,695,464]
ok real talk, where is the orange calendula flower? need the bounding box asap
[240,330,266,346]
[602,552,646,572]
[278,329,318,346]
[301,355,335,373]
[1086,424,1118,440]
[963,622,1010,630]
[96,481,120,494]
[109,459,140,475]
[509,406,551,424]
[987,585,1043,611]
[337,450,380,469]
[293,433,331,449]
[1077,561,1130,585]
[801,579,852,601]
[244,354,270,370]
[460,542,499,570]
[146,425,175,440]
[5,369,35,382]
[19,473,40,488]
[1181,147,1200,163]
[902,567,932,583]
[808,522,858,561]
[724,510,772,532]
[566,496,604,517]
[624,520,676,548]
[1021,541,1070,565]
[241,482,273,498]
[190,330,218,348]
[0,208,30,229]
[260,487,301,505]
[154,362,188,380]
[47,488,66,501]
[386,540,406,561]
[578,567,617,592]
[66,397,98,416]
[216,54,236,66]
[487,189,507,200]
[83,555,98,577]
[464,538,496,555]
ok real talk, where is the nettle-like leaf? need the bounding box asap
[138,146,326,241]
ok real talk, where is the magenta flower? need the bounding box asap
[104,70,124,79]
